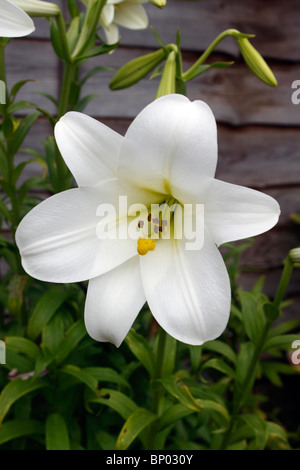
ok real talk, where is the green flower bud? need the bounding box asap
[110,48,167,90]
[156,50,176,98]
[238,38,277,87]
[11,0,60,17]
[150,0,167,8]
[290,247,300,265]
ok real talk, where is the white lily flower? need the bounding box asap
[16,95,280,346]
[0,0,35,37]
[81,0,149,45]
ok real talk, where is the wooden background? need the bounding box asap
[3,0,300,317]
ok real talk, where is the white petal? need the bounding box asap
[102,22,119,44]
[140,234,231,345]
[0,0,35,37]
[205,179,281,246]
[114,3,148,30]
[85,256,145,347]
[15,179,138,283]
[54,112,123,187]
[101,4,115,27]
[118,94,217,203]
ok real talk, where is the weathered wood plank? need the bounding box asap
[5,39,299,126]
[5,40,59,115]
[119,0,300,61]
[81,48,300,126]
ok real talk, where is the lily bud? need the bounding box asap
[110,48,167,90]
[11,0,60,16]
[156,50,176,98]
[150,0,167,8]
[237,37,277,87]
[290,248,300,265]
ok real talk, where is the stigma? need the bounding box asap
[137,238,156,256]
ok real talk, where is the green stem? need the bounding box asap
[55,11,71,63]
[147,327,167,450]
[58,61,75,118]
[72,0,107,60]
[273,255,294,308]
[182,28,243,81]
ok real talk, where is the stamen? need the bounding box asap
[137,238,156,256]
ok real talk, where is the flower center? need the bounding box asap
[136,197,179,256]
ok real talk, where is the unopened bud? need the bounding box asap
[11,0,60,16]
[238,38,277,87]
[290,248,300,265]
[156,50,176,98]
[110,48,167,90]
[150,0,167,8]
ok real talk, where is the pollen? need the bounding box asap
[137,238,156,256]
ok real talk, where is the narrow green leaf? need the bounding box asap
[240,414,268,450]
[60,365,98,391]
[203,339,236,364]
[6,336,41,360]
[84,367,130,388]
[158,403,194,430]
[27,288,72,340]
[0,378,47,425]
[54,319,87,364]
[46,413,70,450]
[116,408,157,450]
[264,334,300,351]
[0,419,44,445]
[125,329,155,376]
[8,112,40,156]
[89,389,137,420]
[201,358,236,379]
[239,291,266,343]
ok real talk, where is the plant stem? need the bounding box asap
[147,326,167,450]
[182,29,243,81]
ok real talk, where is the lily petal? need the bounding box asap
[114,3,148,29]
[16,179,138,283]
[54,112,123,187]
[205,179,281,246]
[102,22,119,44]
[139,234,231,345]
[85,256,145,347]
[118,94,217,203]
[0,0,35,37]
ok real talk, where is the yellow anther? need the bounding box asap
[137,238,156,256]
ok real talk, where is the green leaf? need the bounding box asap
[89,389,137,420]
[203,339,236,364]
[201,358,236,380]
[46,413,70,450]
[6,336,41,360]
[84,367,130,388]
[8,112,40,156]
[116,408,157,450]
[159,375,229,426]
[264,334,300,351]
[0,378,47,425]
[54,319,87,364]
[183,61,234,82]
[239,291,266,343]
[266,421,290,450]
[74,94,98,112]
[125,329,155,376]
[240,414,268,450]
[158,403,194,430]
[60,365,98,391]
[27,288,72,340]
[50,19,65,60]
[0,419,44,445]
